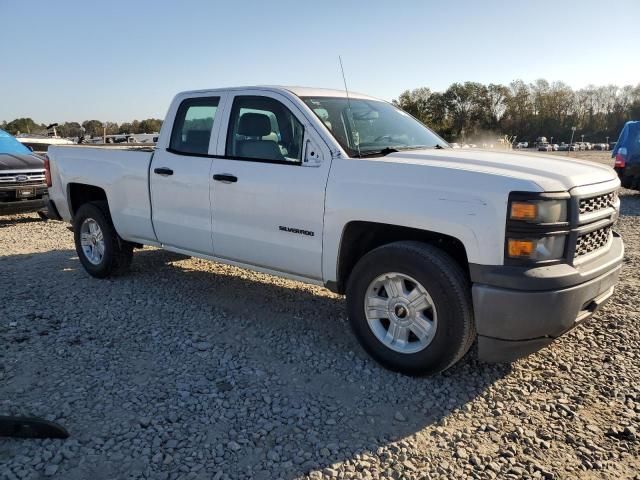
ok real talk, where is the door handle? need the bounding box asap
[154,167,174,176]
[213,174,238,183]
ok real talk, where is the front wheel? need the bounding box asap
[73,202,133,278]
[346,241,475,376]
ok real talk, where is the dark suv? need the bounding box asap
[0,129,48,216]
[613,121,640,191]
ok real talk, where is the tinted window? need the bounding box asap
[170,97,219,155]
[226,96,304,163]
[0,129,32,155]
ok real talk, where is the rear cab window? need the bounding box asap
[169,97,220,155]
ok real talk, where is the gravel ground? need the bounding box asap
[1,155,639,479]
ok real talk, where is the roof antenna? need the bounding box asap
[339,56,361,158]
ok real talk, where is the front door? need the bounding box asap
[150,95,221,254]
[211,93,331,280]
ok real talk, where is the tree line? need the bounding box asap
[4,80,639,145]
[0,118,163,138]
[393,80,640,144]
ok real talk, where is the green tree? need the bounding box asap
[444,82,487,140]
[82,120,104,137]
[4,118,44,135]
[138,118,163,133]
[103,122,119,135]
[57,122,83,138]
[118,122,133,134]
[393,88,432,123]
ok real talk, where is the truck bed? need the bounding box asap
[47,145,157,245]
[52,144,155,151]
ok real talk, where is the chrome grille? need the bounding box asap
[579,191,616,215]
[0,170,46,185]
[575,226,612,257]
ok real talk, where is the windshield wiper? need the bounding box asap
[356,145,446,158]
[357,147,399,158]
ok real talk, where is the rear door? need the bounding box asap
[211,91,331,280]
[150,94,225,254]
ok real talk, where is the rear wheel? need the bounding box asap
[73,202,133,278]
[346,241,475,376]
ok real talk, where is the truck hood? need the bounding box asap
[0,153,44,170]
[382,149,617,191]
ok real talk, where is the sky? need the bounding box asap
[1,0,639,124]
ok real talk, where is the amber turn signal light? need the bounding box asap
[507,239,535,257]
[510,202,538,221]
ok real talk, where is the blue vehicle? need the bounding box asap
[0,129,48,216]
[612,121,640,190]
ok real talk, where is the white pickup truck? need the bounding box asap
[46,86,624,375]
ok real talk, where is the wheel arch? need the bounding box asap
[67,183,108,218]
[329,221,470,294]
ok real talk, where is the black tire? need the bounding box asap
[346,241,475,376]
[73,201,133,278]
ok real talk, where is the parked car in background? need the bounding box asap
[450,142,460,149]
[613,121,640,190]
[569,143,581,151]
[552,144,559,151]
[46,85,623,375]
[0,129,48,217]
[593,143,608,151]
[558,143,570,151]
[538,143,552,152]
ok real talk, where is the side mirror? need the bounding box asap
[302,138,322,167]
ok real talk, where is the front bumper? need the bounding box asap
[0,183,48,215]
[0,197,47,215]
[472,233,624,362]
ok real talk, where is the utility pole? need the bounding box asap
[569,127,576,155]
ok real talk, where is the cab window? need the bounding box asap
[170,97,220,155]
[226,96,304,163]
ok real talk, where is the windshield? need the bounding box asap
[0,129,32,155]
[300,97,448,157]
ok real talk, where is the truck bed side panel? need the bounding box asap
[48,146,156,244]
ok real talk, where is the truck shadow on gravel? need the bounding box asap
[0,215,45,228]
[620,190,640,216]
[1,247,511,479]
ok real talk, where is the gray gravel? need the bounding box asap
[1,189,639,479]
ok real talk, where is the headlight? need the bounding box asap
[507,235,566,261]
[510,199,568,223]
